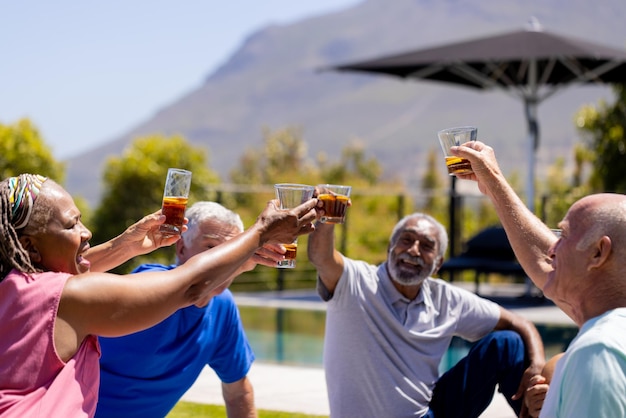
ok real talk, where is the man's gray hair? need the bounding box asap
[182,201,244,247]
[389,213,448,260]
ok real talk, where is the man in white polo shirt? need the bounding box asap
[308,211,545,418]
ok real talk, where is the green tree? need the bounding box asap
[315,140,403,265]
[419,148,446,215]
[0,118,65,183]
[226,127,406,290]
[231,127,317,184]
[316,140,383,186]
[91,134,220,272]
[572,143,594,189]
[575,83,626,192]
[537,153,591,229]
[230,127,318,210]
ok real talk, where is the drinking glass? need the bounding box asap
[437,126,478,175]
[274,183,315,268]
[317,184,351,224]
[160,168,192,235]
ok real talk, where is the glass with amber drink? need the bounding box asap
[437,126,478,175]
[317,184,351,224]
[160,168,192,235]
[274,183,315,268]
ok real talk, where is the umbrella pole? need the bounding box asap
[525,98,539,214]
[449,176,457,259]
[448,175,461,281]
[524,98,540,297]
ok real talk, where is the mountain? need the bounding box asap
[65,0,626,205]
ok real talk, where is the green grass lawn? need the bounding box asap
[167,401,328,418]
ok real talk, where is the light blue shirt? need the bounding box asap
[540,308,626,418]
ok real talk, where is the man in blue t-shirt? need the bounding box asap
[97,202,277,418]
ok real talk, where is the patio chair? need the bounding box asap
[438,226,531,296]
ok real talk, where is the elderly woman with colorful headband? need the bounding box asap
[1,174,182,277]
[0,174,318,417]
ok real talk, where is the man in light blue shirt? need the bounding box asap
[455,140,626,417]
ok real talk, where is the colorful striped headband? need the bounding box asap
[8,174,48,230]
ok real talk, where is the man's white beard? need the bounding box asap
[387,252,436,286]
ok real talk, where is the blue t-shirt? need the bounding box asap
[95,263,255,418]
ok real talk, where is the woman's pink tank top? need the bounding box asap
[0,270,100,417]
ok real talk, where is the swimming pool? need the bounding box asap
[238,304,578,370]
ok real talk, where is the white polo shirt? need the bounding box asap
[318,256,500,418]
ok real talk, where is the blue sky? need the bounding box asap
[0,0,361,159]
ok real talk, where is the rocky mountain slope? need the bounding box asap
[65,0,626,204]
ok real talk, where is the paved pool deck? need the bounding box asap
[180,283,575,417]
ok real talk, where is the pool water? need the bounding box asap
[238,305,578,371]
